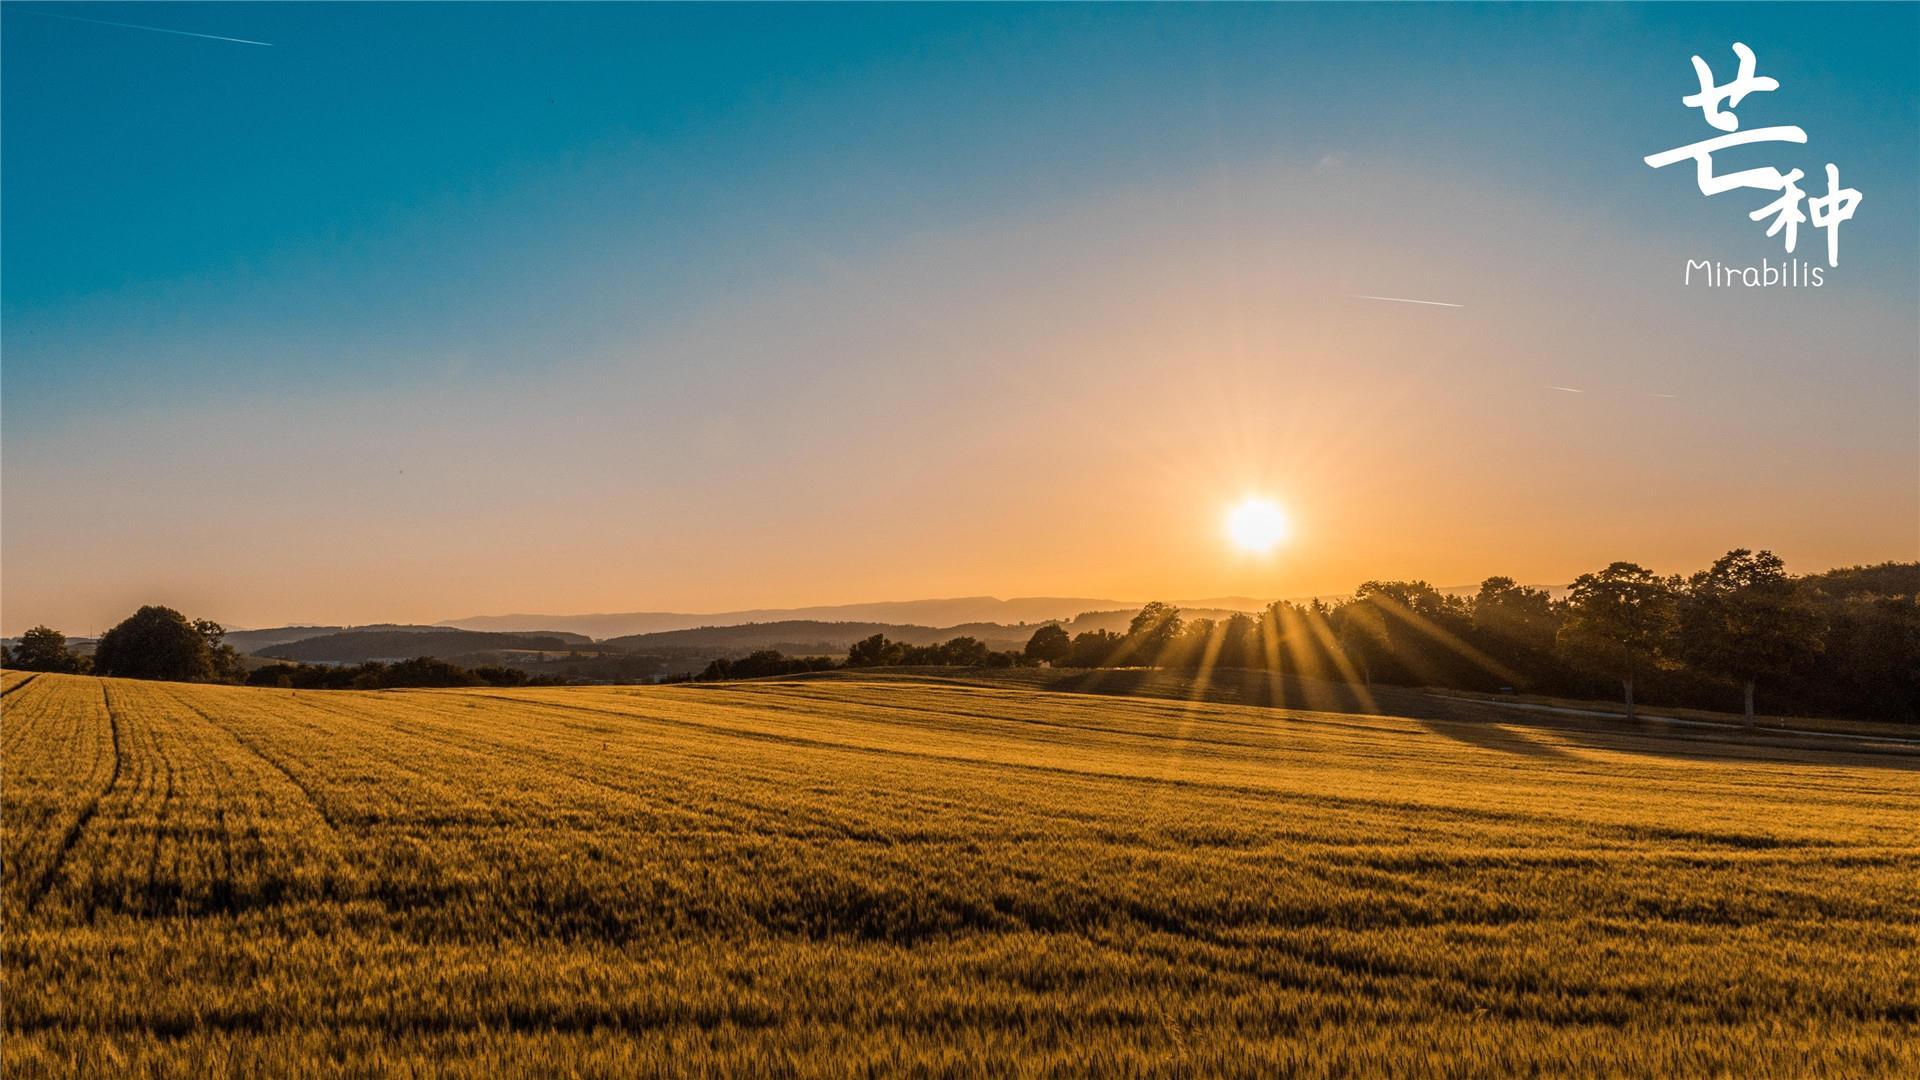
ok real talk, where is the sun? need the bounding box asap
[1225,496,1290,554]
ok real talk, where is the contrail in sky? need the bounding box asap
[20,10,273,47]
[1351,295,1464,308]
[1543,387,1681,398]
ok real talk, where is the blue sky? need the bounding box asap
[4,3,1916,631]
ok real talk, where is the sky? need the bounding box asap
[4,2,1917,635]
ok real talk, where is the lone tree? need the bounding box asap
[1681,549,1823,725]
[1022,624,1071,665]
[1558,562,1678,721]
[93,606,240,682]
[11,625,80,673]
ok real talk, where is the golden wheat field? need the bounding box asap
[3,668,1918,1078]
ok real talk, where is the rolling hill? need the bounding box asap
[435,596,1136,639]
[600,619,1038,656]
[260,628,591,664]
[429,592,1526,641]
[219,623,483,655]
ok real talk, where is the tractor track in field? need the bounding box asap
[22,682,124,914]
[270,693,513,821]
[153,695,247,911]
[281,690,749,831]
[159,688,344,911]
[166,694,343,836]
[138,711,182,913]
[200,738,244,913]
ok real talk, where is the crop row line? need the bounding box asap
[21,683,124,914]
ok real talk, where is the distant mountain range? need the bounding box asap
[226,611,1281,669]
[602,620,1040,655]
[435,596,1273,639]
[199,589,1550,662]
[137,587,1574,675]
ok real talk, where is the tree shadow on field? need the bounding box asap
[810,666,1920,772]
[1415,718,1576,762]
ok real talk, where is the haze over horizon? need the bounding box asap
[5,3,1916,636]
[0,566,1886,640]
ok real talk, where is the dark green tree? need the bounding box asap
[1680,550,1823,725]
[93,606,220,682]
[1219,613,1257,670]
[1472,577,1558,652]
[1336,600,1388,686]
[1558,563,1678,721]
[380,656,484,688]
[846,634,900,668]
[698,650,836,681]
[192,619,245,682]
[1022,624,1071,665]
[1061,630,1122,668]
[1164,618,1217,670]
[938,636,991,666]
[1346,581,1483,687]
[12,625,79,673]
[1124,602,1183,665]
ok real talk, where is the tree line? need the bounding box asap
[2,605,565,691]
[1006,553,1912,723]
[7,553,1912,720]
[5,606,246,682]
[245,658,567,690]
[819,552,1912,723]
[682,650,841,682]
